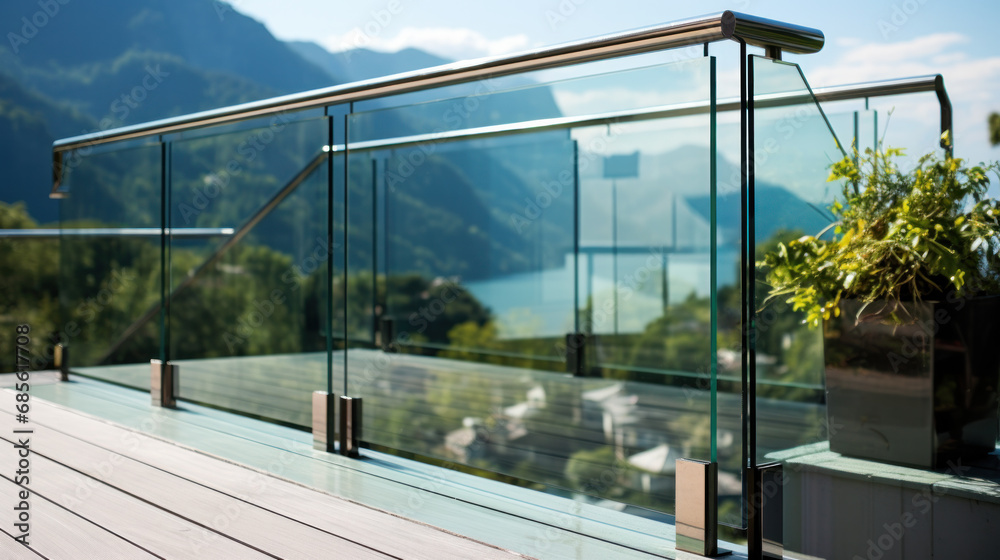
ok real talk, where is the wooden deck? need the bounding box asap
[0,374,689,559]
[0,386,527,559]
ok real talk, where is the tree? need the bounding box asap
[991,112,1000,147]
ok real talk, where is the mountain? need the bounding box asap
[0,72,96,222]
[0,0,342,221]
[290,42,451,83]
[0,49,279,134]
[0,0,335,97]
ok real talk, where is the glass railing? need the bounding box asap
[166,115,330,426]
[341,56,718,516]
[40,11,967,557]
[58,140,163,388]
[750,56,844,469]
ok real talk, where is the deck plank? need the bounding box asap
[0,411,392,560]
[0,476,158,559]
[20,381,673,559]
[0,433,273,560]
[0,530,45,559]
[4,399,524,560]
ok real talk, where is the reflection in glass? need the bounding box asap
[58,142,162,389]
[340,56,719,520]
[167,117,329,426]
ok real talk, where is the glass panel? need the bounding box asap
[826,109,878,155]
[58,141,162,389]
[167,116,329,426]
[0,218,59,375]
[350,58,715,144]
[713,114,745,529]
[344,56,717,526]
[751,55,846,553]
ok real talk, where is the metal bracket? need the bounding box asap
[380,317,396,353]
[339,396,363,458]
[676,458,721,557]
[764,45,782,60]
[54,343,69,382]
[565,332,587,377]
[312,391,337,452]
[758,462,784,559]
[150,359,178,408]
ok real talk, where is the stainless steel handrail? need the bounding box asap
[51,11,822,156]
[333,75,952,155]
[92,150,328,365]
[810,75,952,153]
[0,228,235,238]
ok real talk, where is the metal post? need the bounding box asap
[339,396,363,458]
[676,458,720,556]
[54,343,69,381]
[150,359,178,408]
[565,333,587,377]
[381,317,396,353]
[759,462,784,559]
[312,391,337,452]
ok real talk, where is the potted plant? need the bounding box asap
[758,141,1000,468]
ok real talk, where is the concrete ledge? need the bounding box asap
[769,441,1000,560]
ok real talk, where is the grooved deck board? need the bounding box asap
[0,475,158,559]
[0,409,393,559]
[0,436,272,560]
[16,378,684,559]
[2,401,522,560]
[0,529,45,559]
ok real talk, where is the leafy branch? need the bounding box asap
[758,143,1000,328]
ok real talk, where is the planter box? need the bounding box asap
[824,297,1000,468]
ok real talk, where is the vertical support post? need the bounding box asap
[339,396,362,458]
[933,75,953,157]
[54,343,69,381]
[381,317,396,353]
[150,359,177,408]
[676,458,719,557]
[312,391,337,452]
[565,333,586,377]
[758,462,784,559]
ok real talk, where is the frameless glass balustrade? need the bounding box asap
[44,11,970,556]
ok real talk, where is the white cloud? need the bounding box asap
[322,26,531,60]
[833,37,864,48]
[804,32,1000,174]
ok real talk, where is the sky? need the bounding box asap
[229,0,1000,172]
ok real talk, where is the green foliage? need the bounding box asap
[0,203,59,371]
[759,145,1000,327]
[991,112,1000,147]
[564,446,622,490]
